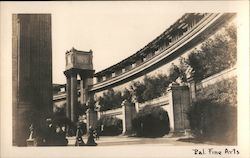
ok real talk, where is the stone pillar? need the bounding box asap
[186,70,196,103]
[167,89,175,132]
[70,72,78,122]
[122,100,136,134]
[80,79,85,105]
[86,109,97,132]
[187,77,196,103]
[66,76,71,119]
[80,77,89,105]
[168,84,190,133]
[134,102,140,113]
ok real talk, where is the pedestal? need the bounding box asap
[26,139,35,146]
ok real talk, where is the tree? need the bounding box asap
[187,24,237,81]
[122,88,132,102]
[98,89,124,111]
[130,81,146,103]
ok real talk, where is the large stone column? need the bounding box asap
[70,72,78,122]
[12,14,52,146]
[66,76,71,119]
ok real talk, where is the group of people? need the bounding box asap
[30,117,100,146]
[75,125,98,146]
[40,118,68,146]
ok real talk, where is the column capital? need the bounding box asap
[64,69,78,78]
[79,70,95,79]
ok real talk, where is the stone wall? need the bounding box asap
[95,84,190,134]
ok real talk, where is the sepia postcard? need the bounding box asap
[0,1,249,158]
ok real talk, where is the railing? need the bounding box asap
[196,66,236,91]
[136,95,169,110]
[99,107,123,116]
[53,93,66,101]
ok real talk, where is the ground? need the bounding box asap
[67,135,216,146]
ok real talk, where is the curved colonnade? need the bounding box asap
[90,13,234,93]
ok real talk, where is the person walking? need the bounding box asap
[95,127,100,141]
[75,124,85,146]
[86,126,97,146]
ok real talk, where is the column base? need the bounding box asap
[26,139,36,146]
[168,129,192,137]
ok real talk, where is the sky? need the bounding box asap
[0,1,245,84]
[51,3,185,84]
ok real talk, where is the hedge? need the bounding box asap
[187,99,237,144]
[132,105,170,137]
[96,115,122,136]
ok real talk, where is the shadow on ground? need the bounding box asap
[177,137,237,146]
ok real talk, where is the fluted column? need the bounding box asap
[80,78,88,105]
[70,72,78,122]
[66,76,71,119]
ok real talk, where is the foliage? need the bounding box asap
[187,24,237,81]
[132,105,170,137]
[186,49,206,81]
[168,63,182,82]
[122,88,133,102]
[98,89,123,111]
[187,99,237,144]
[96,115,122,136]
[188,76,237,144]
[130,81,146,103]
[97,87,134,111]
[177,57,189,82]
[131,74,171,103]
[196,77,237,107]
[76,102,88,116]
[130,62,188,103]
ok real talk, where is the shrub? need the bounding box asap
[132,105,170,137]
[96,115,122,136]
[187,99,237,144]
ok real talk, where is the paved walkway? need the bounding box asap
[67,135,211,146]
